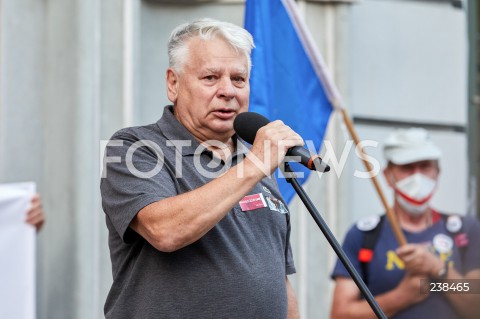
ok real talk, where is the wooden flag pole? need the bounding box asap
[339,107,408,246]
[284,0,407,245]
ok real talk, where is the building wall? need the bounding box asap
[346,0,468,224]
[0,0,468,318]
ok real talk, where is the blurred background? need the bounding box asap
[0,0,478,318]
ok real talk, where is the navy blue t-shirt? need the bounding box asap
[331,213,480,319]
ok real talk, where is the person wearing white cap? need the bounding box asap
[330,128,480,319]
[383,128,442,216]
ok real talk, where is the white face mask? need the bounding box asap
[393,173,437,216]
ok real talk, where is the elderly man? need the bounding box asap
[330,128,480,319]
[101,19,301,318]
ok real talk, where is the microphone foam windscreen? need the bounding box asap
[233,112,271,144]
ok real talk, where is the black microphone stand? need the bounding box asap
[283,163,387,319]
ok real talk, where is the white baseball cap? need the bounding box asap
[383,128,441,165]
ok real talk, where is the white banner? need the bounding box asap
[0,182,36,319]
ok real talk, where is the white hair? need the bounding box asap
[168,18,255,73]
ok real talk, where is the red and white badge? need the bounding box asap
[239,193,267,212]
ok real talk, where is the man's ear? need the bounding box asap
[166,68,179,103]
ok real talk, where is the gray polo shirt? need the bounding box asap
[101,105,296,319]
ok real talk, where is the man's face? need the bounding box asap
[166,36,250,142]
[384,160,440,187]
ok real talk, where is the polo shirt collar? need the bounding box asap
[157,105,199,156]
[157,105,250,158]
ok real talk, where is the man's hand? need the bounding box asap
[247,120,304,176]
[396,243,444,277]
[396,272,429,305]
[26,193,45,232]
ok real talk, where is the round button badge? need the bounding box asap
[446,215,462,233]
[433,234,453,254]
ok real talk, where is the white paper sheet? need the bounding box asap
[0,182,36,319]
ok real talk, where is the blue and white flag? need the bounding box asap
[245,0,341,203]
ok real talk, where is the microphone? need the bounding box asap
[233,112,331,173]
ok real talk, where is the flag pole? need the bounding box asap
[278,0,408,246]
[338,106,408,246]
[284,163,388,319]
